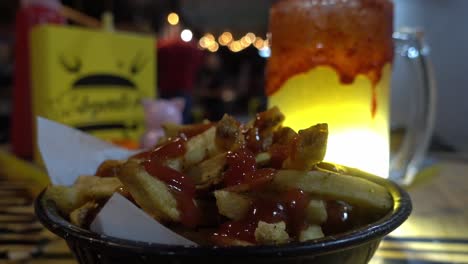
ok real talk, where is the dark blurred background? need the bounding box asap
[0,0,466,152]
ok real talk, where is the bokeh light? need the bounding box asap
[218,32,233,46]
[199,34,214,48]
[208,42,219,52]
[180,29,193,42]
[254,37,264,49]
[240,36,251,48]
[245,32,256,44]
[229,41,243,52]
[167,12,179,25]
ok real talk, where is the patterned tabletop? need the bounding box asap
[0,154,467,264]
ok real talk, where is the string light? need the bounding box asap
[199,33,216,48]
[218,32,233,46]
[229,41,243,52]
[208,33,268,54]
[173,22,267,54]
[204,33,215,41]
[253,37,264,49]
[167,12,179,25]
[245,32,256,44]
[180,29,193,42]
[167,12,267,53]
[208,42,219,52]
[240,36,251,48]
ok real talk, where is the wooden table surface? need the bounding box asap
[0,153,467,264]
[371,154,468,264]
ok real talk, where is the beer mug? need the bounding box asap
[266,0,436,185]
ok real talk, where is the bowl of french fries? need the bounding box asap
[35,107,411,264]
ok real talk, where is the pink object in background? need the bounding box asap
[140,98,185,149]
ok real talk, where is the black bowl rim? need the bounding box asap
[35,167,412,258]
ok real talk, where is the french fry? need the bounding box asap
[95,159,124,177]
[44,176,122,214]
[117,160,180,222]
[44,185,79,214]
[299,225,324,242]
[74,176,123,198]
[70,201,99,227]
[273,126,297,145]
[214,190,251,220]
[182,126,221,168]
[188,153,227,189]
[165,158,183,172]
[306,199,328,225]
[243,106,285,152]
[252,106,285,131]
[254,221,290,245]
[255,152,271,166]
[216,114,244,151]
[271,170,392,212]
[283,123,328,170]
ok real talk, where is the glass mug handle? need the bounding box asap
[390,29,437,185]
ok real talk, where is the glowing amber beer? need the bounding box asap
[267,0,393,177]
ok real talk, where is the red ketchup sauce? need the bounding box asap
[245,127,262,154]
[134,137,201,228]
[268,144,290,169]
[223,147,276,190]
[244,110,275,153]
[322,200,353,235]
[213,189,310,244]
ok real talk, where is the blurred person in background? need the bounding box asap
[157,23,203,124]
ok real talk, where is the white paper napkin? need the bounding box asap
[37,117,197,246]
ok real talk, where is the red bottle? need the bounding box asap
[11,0,65,158]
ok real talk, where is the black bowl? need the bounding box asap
[35,167,411,264]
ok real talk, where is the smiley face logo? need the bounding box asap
[33,25,156,142]
[59,51,148,90]
[51,51,151,138]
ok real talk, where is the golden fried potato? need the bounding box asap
[44,176,122,214]
[182,126,221,168]
[255,152,271,166]
[74,176,123,198]
[117,160,180,222]
[188,153,227,189]
[44,185,79,214]
[273,126,297,145]
[254,221,290,245]
[271,170,392,212]
[306,199,328,225]
[214,190,251,220]
[244,106,285,152]
[216,114,243,151]
[70,201,99,227]
[283,123,328,170]
[299,225,324,242]
[95,160,125,177]
[161,122,183,138]
[165,158,183,172]
[252,106,285,131]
